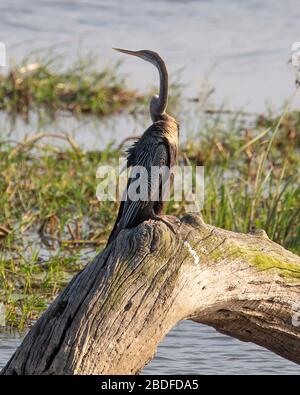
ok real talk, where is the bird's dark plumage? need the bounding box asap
[107,114,179,244]
[107,49,179,245]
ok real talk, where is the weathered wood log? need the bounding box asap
[1,213,300,375]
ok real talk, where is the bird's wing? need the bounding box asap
[107,140,140,244]
[118,141,169,230]
[126,140,139,168]
[107,119,173,245]
[106,198,125,245]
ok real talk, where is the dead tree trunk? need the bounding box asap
[1,214,300,375]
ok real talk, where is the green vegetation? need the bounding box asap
[181,109,300,251]
[251,253,300,279]
[0,61,299,329]
[0,58,141,117]
[0,251,86,330]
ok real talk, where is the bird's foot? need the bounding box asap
[150,211,181,234]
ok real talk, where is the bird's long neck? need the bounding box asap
[157,58,169,114]
[150,57,169,121]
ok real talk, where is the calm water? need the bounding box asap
[0,0,300,374]
[1,0,300,148]
[1,0,300,112]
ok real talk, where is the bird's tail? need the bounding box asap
[106,224,120,246]
[106,199,126,247]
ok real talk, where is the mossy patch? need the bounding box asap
[251,253,300,279]
[222,244,300,280]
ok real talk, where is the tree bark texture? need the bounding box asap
[1,214,300,375]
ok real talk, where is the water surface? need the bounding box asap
[1,321,299,374]
[1,0,300,112]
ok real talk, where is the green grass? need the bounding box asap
[0,94,299,329]
[0,248,87,330]
[169,108,300,252]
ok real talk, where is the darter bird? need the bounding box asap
[107,48,179,245]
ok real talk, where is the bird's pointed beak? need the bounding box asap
[113,48,142,58]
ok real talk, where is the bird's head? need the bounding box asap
[113,48,168,121]
[113,48,162,68]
